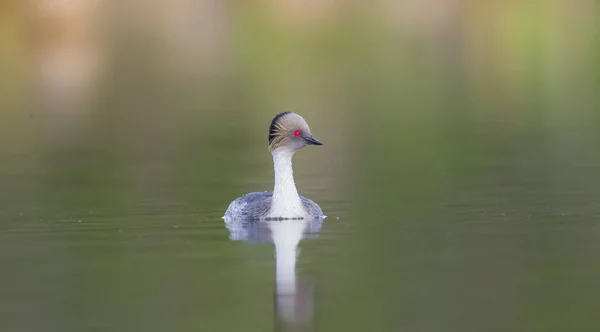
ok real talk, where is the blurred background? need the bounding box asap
[1,0,599,331]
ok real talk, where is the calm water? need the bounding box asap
[1,2,600,331]
[2,109,600,332]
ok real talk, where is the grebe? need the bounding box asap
[223,112,324,220]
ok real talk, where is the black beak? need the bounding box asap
[305,136,323,146]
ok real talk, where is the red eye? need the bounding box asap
[294,130,301,137]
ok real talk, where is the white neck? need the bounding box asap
[268,149,306,218]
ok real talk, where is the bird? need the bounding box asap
[223,112,325,221]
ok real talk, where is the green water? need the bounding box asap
[1,2,600,331]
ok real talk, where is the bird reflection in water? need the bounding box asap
[224,217,323,331]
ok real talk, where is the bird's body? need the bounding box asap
[223,112,325,220]
[223,191,323,221]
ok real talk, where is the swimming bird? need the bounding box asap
[223,112,325,220]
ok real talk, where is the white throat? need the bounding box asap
[268,149,306,218]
